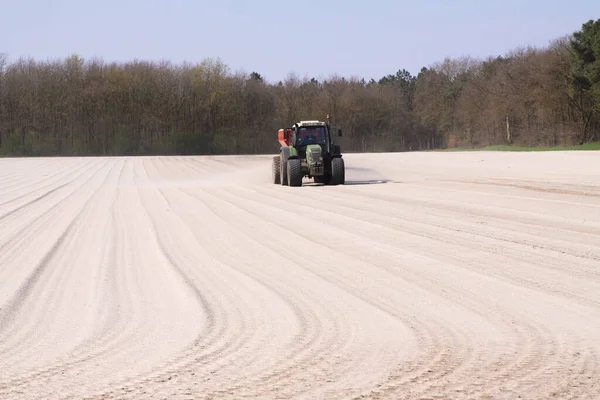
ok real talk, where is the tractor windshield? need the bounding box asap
[297,126,327,146]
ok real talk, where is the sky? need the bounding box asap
[1,0,599,83]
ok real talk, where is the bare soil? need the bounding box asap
[1,151,599,399]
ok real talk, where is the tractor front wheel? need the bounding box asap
[287,158,303,187]
[272,155,281,184]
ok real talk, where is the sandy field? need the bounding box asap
[0,151,599,400]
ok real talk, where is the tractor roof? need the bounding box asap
[296,120,327,127]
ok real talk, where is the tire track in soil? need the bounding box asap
[304,180,597,396]
[0,160,128,397]
[72,157,206,398]
[0,158,105,250]
[223,184,597,399]
[192,186,457,399]
[0,158,206,400]
[356,189,600,264]
[178,188,356,399]
[266,182,600,305]
[84,157,396,400]
[0,159,61,193]
[128,157,327,399]
[0,162,123,400]
[0,159,109,310]
[0,161,119,367]
[80,157,250,399]
[262,182,600,396]
[344,176,600,224]
[0,159,100,223]
[0,159,93,210]
[328,190,597,396]
[138,159,304,396]
[146,159,445,396]
[292,182,599,280]
[0,158,110,318]
[210,185,484,397]
[162,159,408,396]
[2,153,599,400]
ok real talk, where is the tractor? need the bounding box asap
[272,116,345,187]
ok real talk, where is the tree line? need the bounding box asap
[0,19,598,157]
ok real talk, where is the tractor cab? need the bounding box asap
[293,122,328,156]
[277,118,343,152]
[290,120,340,157]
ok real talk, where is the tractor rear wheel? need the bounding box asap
[280,153,288,186]
[287,158,303,187]
[330,157,345,185]
[272,155,281,184]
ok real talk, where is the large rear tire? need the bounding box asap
[287,158,303,187]
[272,155,281,184]
[331,157,345,185]
[280,152,288,186]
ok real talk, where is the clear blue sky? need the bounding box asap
[2,0,599,83]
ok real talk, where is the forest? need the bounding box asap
[0,19,599,156]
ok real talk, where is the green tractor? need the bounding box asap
[272,117,345,187]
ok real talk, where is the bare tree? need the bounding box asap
[1,20,598,157]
